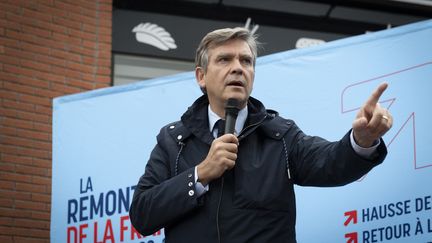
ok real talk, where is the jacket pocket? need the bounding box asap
[233,144,295,212]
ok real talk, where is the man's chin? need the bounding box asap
[224,94,248,106]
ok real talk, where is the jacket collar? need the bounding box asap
[180,95,272,144]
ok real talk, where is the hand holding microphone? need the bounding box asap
[196,98,240,185]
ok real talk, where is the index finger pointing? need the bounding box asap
[365,82,388,108]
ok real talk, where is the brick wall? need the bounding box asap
[0,0,112,242]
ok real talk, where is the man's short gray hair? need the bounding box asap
[195,27,259,72]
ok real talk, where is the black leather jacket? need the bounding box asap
[130,95,387,243]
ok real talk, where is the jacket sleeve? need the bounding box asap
[129,126,201,236]
[287,122,387,187]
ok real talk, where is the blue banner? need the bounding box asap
[52,19,432,243]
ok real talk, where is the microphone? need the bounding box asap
[224,98,240,134]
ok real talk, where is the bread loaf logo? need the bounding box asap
[132,23,177,51]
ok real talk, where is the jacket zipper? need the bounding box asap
[237,114,268,141]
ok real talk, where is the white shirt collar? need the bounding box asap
[208,105,248,136]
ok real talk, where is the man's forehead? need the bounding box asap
[208,41,253,58]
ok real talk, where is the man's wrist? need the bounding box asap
[350,131,380,159]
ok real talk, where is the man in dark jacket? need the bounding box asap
[129,27,393,243]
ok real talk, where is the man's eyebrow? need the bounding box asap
[215,53,234,59]
[240,53,253,59]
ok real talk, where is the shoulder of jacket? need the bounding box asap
[161,120,191,144]
[261,110,296,140]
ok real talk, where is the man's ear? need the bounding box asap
[195,67,206,90]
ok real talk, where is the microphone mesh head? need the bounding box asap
[225,98,240,117]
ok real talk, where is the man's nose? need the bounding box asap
[230,59,244,74]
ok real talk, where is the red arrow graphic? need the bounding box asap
[341,61,432,174]
[344,210,357,226]
[345,232,358,243]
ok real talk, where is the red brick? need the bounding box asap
[69,12,96,26]
[52,16,81,31]
[0,172,32,183]
[70,29,97,41]
[98,3,112,12]
[98,49,111,59]
[20,42,51,56]
[31,193,51,203]
[3,81,36,95]
[16,182,47,194]
[80,1,97,11]
[0,198,13,207]
[0,180,14,190]
[0,190,31,201]
[82,23,97,33]
[15,218,49,230]
[82,39,97,49]
[34,105,52,116]
[31,211,50,221]
[16,129,50,141]
[5,29,33,43]
[70,45,96,57]
[32,158,51,169]
[0,144,19,156]
[95,75,111,84]
[97,58,111,67]
[14,236,49,243]
[82,56,96,65]
[0,208,31,218]
[18,76,50,89]
[21,25,52,39]
[31,34,66,51]
[3,117,34,129]
[67,79,94,90]
[0,90,18,101]
[1,135,32,148]
[0,36,20,48]
[19,94,51,107]
[0,236,13,242]
[22,8,52,22]
[0,2,20,14]
[44,22,67,34]
[51,32,74,44]
[16,0,38,10]
[0,217,14,227]
[2,99,35,113]
[16,164,49,177]
[17,147,50,160]
[0,1,114,241]
[62,67,81,79]
[51,49,81,62]
[99,26,112,36]
[33,122,51,133]
[0,126,17,137]
[51,82,81,94]
[0,54,20,65]
[0,225,48,238]
[81,73,96,82]
[67,61,95,73]
[96,67,111,75]
[31,140,51,151]
[37,3,67,19]
[35,70,66,83]
[0,162,15,172]
[1,153,33,165]
[95,83,110,89]
[20,59,52,73]
[31,175,51,185]
[35,54,66,68]
[98,34,112,44]
[15,110,49,123]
